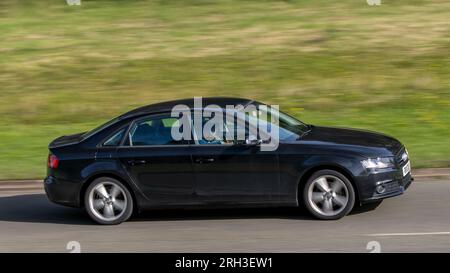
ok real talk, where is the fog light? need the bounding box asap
[376,185,386,194]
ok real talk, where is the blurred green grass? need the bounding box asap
[0,0,449,179]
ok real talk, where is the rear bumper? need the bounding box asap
[44,176,81,208]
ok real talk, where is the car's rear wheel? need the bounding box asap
[303,170,355,220]
[84,177,133,225]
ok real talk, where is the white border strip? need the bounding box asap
[368,231,450,236]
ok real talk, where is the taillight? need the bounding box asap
[48,154,59,169]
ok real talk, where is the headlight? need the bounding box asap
[361,157,395,169]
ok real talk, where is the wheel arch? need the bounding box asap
[296,164,360,206]
[80,172,139,212]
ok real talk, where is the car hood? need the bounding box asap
[301,126,403,157]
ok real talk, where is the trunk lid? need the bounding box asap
[49,132,86,149]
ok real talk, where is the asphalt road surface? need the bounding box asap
[0,179,449,252]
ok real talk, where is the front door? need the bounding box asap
[191,112,279,205]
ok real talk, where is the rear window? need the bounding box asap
[82,117,121,140]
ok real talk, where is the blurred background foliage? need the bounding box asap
[0,0,449,179]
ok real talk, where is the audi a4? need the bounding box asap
[45,97,413,224]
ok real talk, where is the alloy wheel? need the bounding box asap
[88,182,128,222]
[307,175,349,217]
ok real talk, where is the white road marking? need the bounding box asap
[368,231,450,237]
[413,174,450,178]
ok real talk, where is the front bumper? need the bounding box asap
[358,163,413,204]
[44,176,81,207]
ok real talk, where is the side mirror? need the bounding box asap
[245,135,262,146]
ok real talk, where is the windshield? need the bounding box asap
[245,107,309,140]
[275,110,309,135]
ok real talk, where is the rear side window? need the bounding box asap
[103,128,126,147]
[128,116,185,146]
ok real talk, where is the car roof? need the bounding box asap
[119,97,257,119]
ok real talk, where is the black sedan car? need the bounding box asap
[45,97,413,224]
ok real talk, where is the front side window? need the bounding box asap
[193,107,309,145]
[195,116,236,145]
[193,111,257,145]
[128,115,185,146]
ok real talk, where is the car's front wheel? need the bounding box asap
[303,170,355,220]
[84,177,133,225]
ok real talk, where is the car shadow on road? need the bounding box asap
[0,193,91,225]
[134,201,381,222]
[350,201,382,215]
[132,206,315,223]
[0,193,380,225]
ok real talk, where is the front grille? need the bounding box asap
[383,180,400,194]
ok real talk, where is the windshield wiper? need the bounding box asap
[298,124,313,139]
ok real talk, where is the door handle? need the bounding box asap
[127,159,147,166]
[194,158,215,164]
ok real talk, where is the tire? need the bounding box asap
[84,177,134,225]
[302,170,355,220]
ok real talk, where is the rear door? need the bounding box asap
[116,113,196,205]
